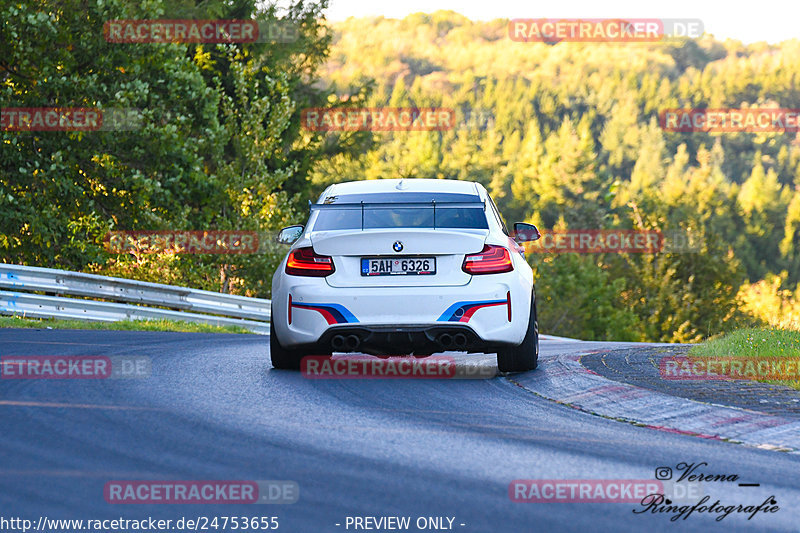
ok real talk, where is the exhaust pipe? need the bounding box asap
[438,333,453,348]
[453,333,467,348]
[331,335,345,350]
[345,335,361,351]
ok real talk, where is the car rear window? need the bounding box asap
[311,192,489,231]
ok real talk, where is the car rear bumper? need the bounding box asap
[272,276,532,351]
[311,323,513,355]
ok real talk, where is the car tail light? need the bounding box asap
[462,245,514,274]
[285,247,335,277]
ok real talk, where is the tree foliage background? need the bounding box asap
[3,6,799,341]
[1,0,338,295]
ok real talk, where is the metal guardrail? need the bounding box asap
[0,264,270,334]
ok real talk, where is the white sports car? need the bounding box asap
[270,178,541,372]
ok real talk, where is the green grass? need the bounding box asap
[690,328,800,358]
[0,315,252,334]
[689,328,800,390]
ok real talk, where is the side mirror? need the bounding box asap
[513,222,540,243]
[276,225,304,245]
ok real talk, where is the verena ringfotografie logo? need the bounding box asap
[301,356,495,379]
[635,462,779,522]
[1,356,150,379]
[301,108,456,131]
[104,231,259,254]
[508,19,703,43]
[659,356,800,381]
[103,20,298,44]
[660,108,800,133]
[1,108,141,132]
[510,464,777,522]
[104,480,298,504]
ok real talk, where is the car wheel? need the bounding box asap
[269,308,303,370]
[496,290,538,373]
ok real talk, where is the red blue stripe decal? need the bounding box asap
[438,299,507,323]
[290,300,359,325]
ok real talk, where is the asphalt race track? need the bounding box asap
[1,328,799,532]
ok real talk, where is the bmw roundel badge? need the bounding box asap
[393,241,403,252]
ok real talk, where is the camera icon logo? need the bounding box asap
[655,467,673,480]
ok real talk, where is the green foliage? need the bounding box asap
[531,254,640,341]
[1,0,340,297]
[739,272,800,330]
[1,0,222,269]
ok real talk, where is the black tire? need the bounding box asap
[269,309,303,370]
[497,290,538,373]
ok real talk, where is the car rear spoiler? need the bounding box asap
[308,200,486,230]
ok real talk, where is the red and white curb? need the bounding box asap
[511,350,800,453]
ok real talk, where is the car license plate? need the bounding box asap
[361,257,436,276]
